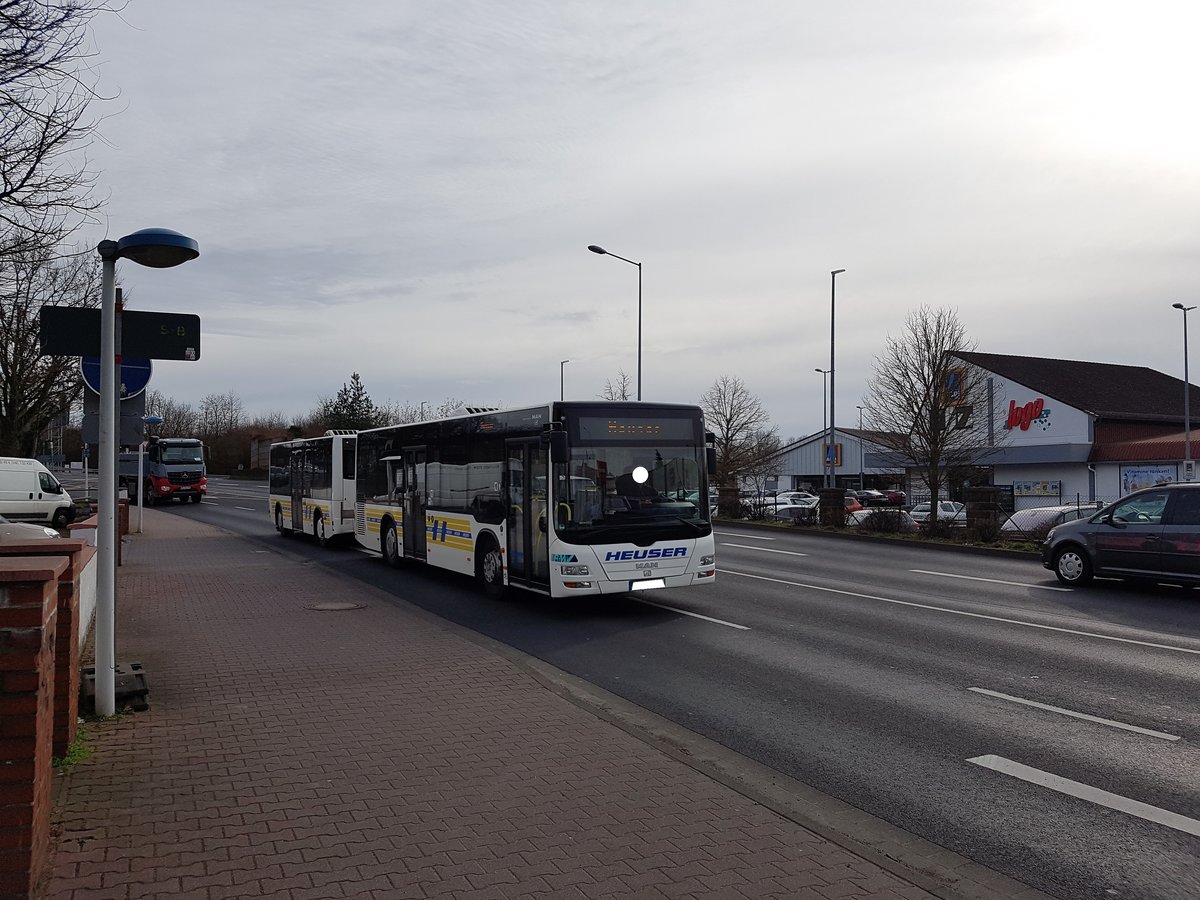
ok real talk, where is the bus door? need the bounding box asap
[290,447,306,531]
[505,439,549,589]
[402,446,427,561]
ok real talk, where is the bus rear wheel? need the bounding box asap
[477,537,506,599]
[382,519,402,568]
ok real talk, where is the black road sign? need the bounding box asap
[39,306,201,360]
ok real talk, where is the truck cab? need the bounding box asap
[120,437,207,505]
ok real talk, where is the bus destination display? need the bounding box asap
[577,416,696,441]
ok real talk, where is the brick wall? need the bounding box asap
[0,557,68,900]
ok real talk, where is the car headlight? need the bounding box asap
[43,527,61,538]
[700,555,715,566]
[561,564,590,576]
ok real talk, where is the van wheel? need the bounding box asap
[1053,545,1093,585]
[314,514,330,547]
[51,508,69,529]
[477,536,506,599]
[382,518,402,568]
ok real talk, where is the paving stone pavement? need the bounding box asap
[40,510,1026,899]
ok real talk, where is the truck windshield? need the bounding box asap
[161,447,203,464]
[554,444,711,544]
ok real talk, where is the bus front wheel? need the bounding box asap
[275,506,288,536]
[314,514,330,547]
[382,519,402,568]
[477,538,506,599]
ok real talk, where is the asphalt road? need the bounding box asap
[103,475,1200,900]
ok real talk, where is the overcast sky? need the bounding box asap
[81,1,1200,441]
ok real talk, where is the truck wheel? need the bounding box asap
[144,481,157,506]
[190,493,202,504]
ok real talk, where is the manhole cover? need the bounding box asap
[306,602,366,611]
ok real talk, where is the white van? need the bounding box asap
[0,457,75,528]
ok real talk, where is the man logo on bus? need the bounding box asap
[552,554,578,563]
[604,547,688,561]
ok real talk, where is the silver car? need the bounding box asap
[0,513,62,541]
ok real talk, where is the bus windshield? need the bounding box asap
[555,443,711,542]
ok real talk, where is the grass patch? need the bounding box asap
[52,725,93,768]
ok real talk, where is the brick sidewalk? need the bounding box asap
[41,511,977,899]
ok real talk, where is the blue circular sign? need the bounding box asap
[80,357,152,398]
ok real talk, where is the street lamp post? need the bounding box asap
[560,359,570,401]
[856,405,865,490]
[588,245,642,400]
[814,368,830,461]
[1174,302,1196,479]
[135,414,164,534]
[96,228,198,717]
[828,269,845,487]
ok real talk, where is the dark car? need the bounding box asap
[1041,483,1200,586]
[856,489,890,507]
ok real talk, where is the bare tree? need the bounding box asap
[198,391,244,437]
[862,306,1000,527]
[144,388,198,437]
[699,375,779,514]
[599,369,632,401]
[1,1,108,254]
[0,244,97,454]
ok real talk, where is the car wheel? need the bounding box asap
[381,518,402,568]
[477,536,506,599]
[1053,545,1093,585]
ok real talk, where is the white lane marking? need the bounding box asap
[720,542,808,557]
[967,688,1182,741]
[234,506,256,512]
[968,755,1200,837]
[911,569,1072,593]
[633,597,749,630]
[714,531,775,540]
[720,568,1200,656]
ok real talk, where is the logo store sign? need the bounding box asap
[1006,398,1050,431]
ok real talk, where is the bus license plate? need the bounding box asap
[629,579,666,591]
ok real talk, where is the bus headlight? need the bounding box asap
[561,564,590,576]
[700,555,715,566]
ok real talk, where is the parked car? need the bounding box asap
[856,489,891,507]
[771,498,820,524]
[1041,483,1200,586]
[909,500,966,526]
[844,495,864,513]
[1000,504,1101,539]
[845,508,919,532]
[884,489,907,505]
[0,513,62,542]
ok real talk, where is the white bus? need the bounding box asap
[354,401,717,598]
[268,430,358,546]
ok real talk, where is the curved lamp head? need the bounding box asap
[117,228,200,268]
[142,415,164,425]
[831,268,846,276]
[587,245,607,255]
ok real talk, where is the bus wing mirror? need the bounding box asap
[548,431,568,463]
[706,447,717,477]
